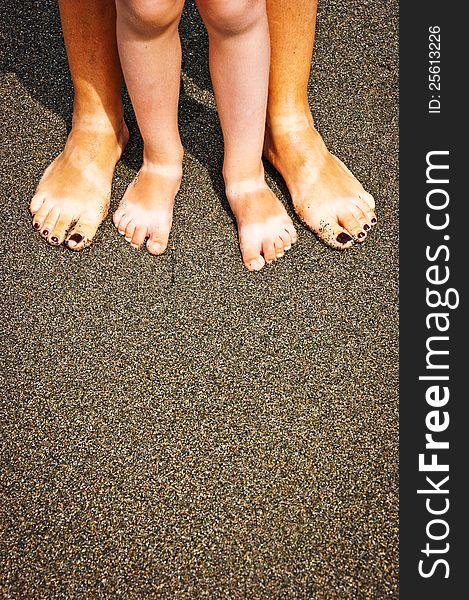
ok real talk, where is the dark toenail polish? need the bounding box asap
[336,232,352,244]
[371,218,377,224]
[33,222,40,230]
[363,224,370,231]
[42,230,49,237]
[68,233,83,243]
[358,232,365,239]
[51,236,59,244]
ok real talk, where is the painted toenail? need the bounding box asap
[358,232,365,239]
[33,222,40,230]
[68,233,83,243]
[51,236,59,244]
[371,218,377,224]
[363,224,370,231]
[336,232,352,244]
[42,230,49,237]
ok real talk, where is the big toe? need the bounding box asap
[239,237,265,271]
[314,216,354,250]
[146,230,169,255]
[66,216,101,250]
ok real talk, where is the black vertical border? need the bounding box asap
[400,3,466,597]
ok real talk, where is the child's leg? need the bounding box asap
[196,0,297,271]
[113,0,185,254]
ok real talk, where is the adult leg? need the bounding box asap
[30,0,128,250]
[197,0,297,271]
[113,0,185,254]
[264,0,377,249]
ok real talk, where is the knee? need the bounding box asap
[118,0,184,32]
[199,0,266,35]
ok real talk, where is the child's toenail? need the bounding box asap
[42,230,49,237]
[371,218,377,224]
[363,224,370,231]
[68,233,83,243]
[51,236,59,244]
[118,230,125,236]
[358,232,365,239]
[284,246,291,251]
[131,243,139,249]
[125,237,131,242]
[336,232,352,244]
[33,222,40,230]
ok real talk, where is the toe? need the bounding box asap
[41,209,60,239]
[239,237,264,271]
[262,239,277,264]
[32,216,42,231]
[146,230,169,255]
[355,195,376,225]
[30,193,45,216]
[131,226,147,249]
[360,191,376,211]
[285,223,298,245]
[339,213,366,242]
[315,217,354,249]
[124,220,136,243]
[113,206,126,228]
[350,206,372,239]
[65,216,100,250]
[117,214,132,236]
[278,229,292,251]
[273,236,284,258]
[49,213,75,246]
[247,256,265,271]
[32,201,52,231]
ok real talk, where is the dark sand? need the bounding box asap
[1,0,398,597]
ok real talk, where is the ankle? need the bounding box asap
[140,160,183,181]
[71,101,125,135]
[143,145,184,171]
[224,175,266,201]
[223,161,265,191]
[266,103,314,135]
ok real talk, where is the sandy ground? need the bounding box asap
[1,0,398,597]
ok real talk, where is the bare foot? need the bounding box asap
[225,174,297,271]
[30,119,129,250]
[112,161,182,255]
[264,116,376,249]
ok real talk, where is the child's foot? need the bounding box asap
[112,161,182,254]
[225,177,297,271]
[264,116,376,249]
[30,120,129,250]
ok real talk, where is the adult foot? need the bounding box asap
[112,161,182,255]
[30,119,129,250]
[225,174,297,271]
[264,116,376,249]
